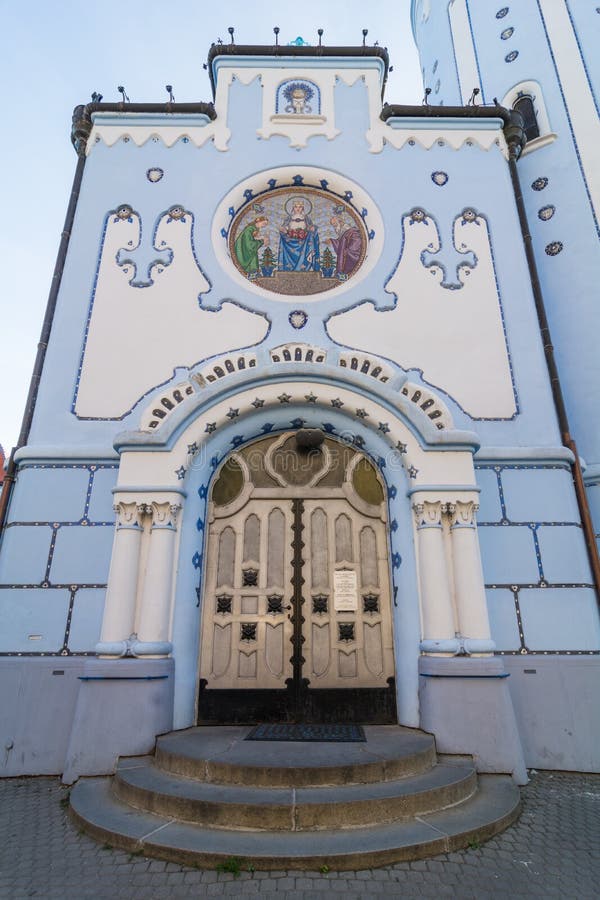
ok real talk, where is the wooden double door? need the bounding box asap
[198,433,396,723]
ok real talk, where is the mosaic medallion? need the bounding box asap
[229,187,368,296]
[531,177,549,191]
[538,205,555,221]
[289,310,308,329]
[431,171,449,186]
[545,241,563,256]
[496,7,509,18]
[228,186,368,296]
[146,167,164,183]
[505,50,519,63]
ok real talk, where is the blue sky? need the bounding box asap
[0,0,422,454]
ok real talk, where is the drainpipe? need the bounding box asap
[505,117,600,606]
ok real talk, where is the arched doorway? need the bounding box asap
[197,431,397,724]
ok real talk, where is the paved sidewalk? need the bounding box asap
[0,771,598,899]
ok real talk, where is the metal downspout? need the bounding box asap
[506,129,600,606]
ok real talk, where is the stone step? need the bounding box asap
[70,774,520,870]
[113,756,477,830]
[154,725,437,787]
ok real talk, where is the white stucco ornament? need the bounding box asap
[74,205,268,419]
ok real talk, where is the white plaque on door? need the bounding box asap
[334,570,358,611]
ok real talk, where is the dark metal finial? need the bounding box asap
[362,28,368,46]
[228,26,234,44]
[493,96,499,106]
[468,87,480,106]
[165,84,175,103]
[117,85,130,103]
[91,91,103,103]
[274,26,280,45]
[423,87,431,105]
[318,28,323,46]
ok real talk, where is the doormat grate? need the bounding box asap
[245,724,366,742]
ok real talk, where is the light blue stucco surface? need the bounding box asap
[0,589,71,653]
[478,524,540,584]
[67,588,106,651]
[485,588,521,651]
[49,525,113,584]
[519,587,600,650]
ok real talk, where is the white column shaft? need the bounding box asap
[137,504,179,645]
[414,502,456,646]
[100,505,143,643]
[451,524,492,641]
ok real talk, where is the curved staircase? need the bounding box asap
[70,725,521,870]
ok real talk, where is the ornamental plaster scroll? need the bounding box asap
[149,501,181,529]
[118,381,478,492]
[213,64,384,150]
[447,499,479,527]
[113,500,146,528]
[371,120,508,156]
[138,344,453,434]
[326,208,517,419]
[88,112,226,153]
[400,382,453,430]
[74,205,269,420]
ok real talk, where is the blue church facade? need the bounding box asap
[0,1,598,783]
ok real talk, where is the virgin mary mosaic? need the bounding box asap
[229,187,368,296]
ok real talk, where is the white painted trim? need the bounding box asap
[538,0,600,227]
[448,0,482,105]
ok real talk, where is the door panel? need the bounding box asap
[302,498,394,690]
[198,434,397,723]
[199,498,294,691]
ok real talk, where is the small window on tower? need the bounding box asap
[503,81,554,154]
[513,94,540,142]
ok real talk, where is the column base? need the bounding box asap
[62,657,174,784]
[95,639,173,658]
[418,655,528,785]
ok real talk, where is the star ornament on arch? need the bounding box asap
[278,393,292,403]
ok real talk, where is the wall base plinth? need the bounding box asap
[418,655,528,785]
[62,657,174,784]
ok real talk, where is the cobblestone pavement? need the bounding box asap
[0,771,598,899]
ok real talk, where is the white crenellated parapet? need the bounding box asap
[413,494,495,657]
[447,501,495,655]
[96,496,182,659]
[96,501,146,656]
[413,500,458,655]
[135,501,181,656]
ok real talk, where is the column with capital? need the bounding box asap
[413,500,459,654]
[97,501,146,656]
[133,501,181,656]
[448,500,495,654]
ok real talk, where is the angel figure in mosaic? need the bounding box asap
[234,216,269,277]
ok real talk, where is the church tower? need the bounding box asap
[412,0,600,536]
